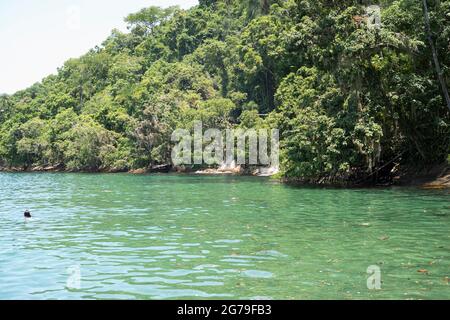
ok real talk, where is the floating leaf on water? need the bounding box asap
[417,269,429,274]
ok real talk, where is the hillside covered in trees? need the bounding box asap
[0,0,449,184]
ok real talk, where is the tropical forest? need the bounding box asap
[0,0,448,185]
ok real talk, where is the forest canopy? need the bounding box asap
[0,0,449,184]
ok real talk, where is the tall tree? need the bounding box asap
[125,6,179,34]
[422,0,450,111]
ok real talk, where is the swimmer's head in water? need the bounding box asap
[24,210,32,218]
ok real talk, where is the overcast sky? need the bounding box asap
[0,0,198,95]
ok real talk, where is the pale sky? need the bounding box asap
[0,0,198,95]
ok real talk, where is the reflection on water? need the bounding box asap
[0,173,449,299]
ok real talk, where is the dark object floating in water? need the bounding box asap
[24,210,32,218]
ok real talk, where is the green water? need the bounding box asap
[0,173,449,300]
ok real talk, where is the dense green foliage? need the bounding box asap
[0,0,449,182]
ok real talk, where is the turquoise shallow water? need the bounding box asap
[0,173,449,300]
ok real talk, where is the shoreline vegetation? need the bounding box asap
[1,163,448,189]
[1,1,449,187]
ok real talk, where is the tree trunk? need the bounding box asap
[261,0,270,14]
[422,0,450,112]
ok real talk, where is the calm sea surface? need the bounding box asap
[0,173,448,299]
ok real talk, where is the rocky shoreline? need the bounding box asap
[393,164,450,189]
[0,164,276,177]
[1,164,449,189]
